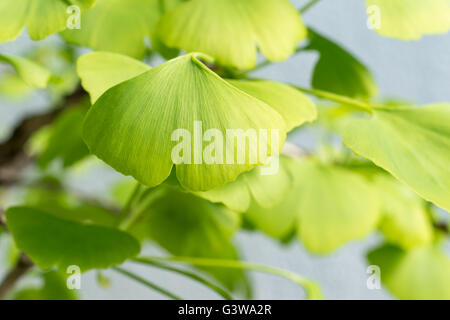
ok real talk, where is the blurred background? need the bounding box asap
[0,0,449,299]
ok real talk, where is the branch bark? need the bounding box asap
[0,86,86,186]
[0,253,34,300]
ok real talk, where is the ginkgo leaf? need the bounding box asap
[82,53,287,191]
[368,244,450,300]
[156,0,307,70]
[5,206,140,271]
[306,29,378,99]
[343,104,450,212]
[366,0,450,40]
[0,0,97,42]
[61,0,163,58]
[228,80,317,131]
[373,175,433,249]
[77,52,151,103]
[195,156,293,212]
[128,186,249,292]
[293,159,380,253]
[0,54,50,88]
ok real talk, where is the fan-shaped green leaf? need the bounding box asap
[306,29,378,99]
[368,244,450,300]
[228,80,317,131]
[82,53,287,191]
[77,52,151,103]
[343,104,450,212]
[5,206,140,271]
[157,0,307,70]
[366,0,450,40]
[373,175,433,249]
[0,54,50,88]
[0,0,97,42]
[61,0,163,58]
[293,160,380,253]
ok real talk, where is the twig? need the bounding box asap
[0,253,34,300]
[300,0,321,14]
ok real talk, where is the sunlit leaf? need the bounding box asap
[0,0,97,42]
[12,271,78,300]
[5,206,140,271]
[306,29,378,99]
[157,0,307,69]
[343,104,450,212]
[0,54,50,88]
[368,244,450,300]
[366,0,450,40]
[373,175,433,249]
[82,53,287,191]
[228,80,317,131]
[293,159,380,253]
[77,52,151,103]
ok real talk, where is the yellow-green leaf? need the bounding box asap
[0,54,50,88]
[343,104,450,212]
[156,0,307,69]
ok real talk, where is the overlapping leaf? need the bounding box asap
[5,206,140,271]
[0,54,50,88]
[157,0,307,69]
[368,244,450,299]
[373,175,433,249]
[366,0,450,40]
[82,53,288,191]
[343,104,450,212]
[0,0,97,42]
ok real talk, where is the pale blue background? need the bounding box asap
[1,0,449,299]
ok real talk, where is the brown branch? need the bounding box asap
[0,86,86,186]
[0,253,34,300]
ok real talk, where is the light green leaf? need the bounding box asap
[306,29,378,99]
[157,0,307,70]
[368,244,450,300]
[0,0,97,42]
[12,271,78,300]
[366,0,450,40]
[343,104,450,212]
[5,206,140,271]
[128,186,248,292]
[228,80,317,131]
[62,0,162,58]
[373,175,433,249]
[0,54,50,88]
[38,107,90,169]
[77,52,151,103]
[293,159,380,253]
[196,156,293,213]
[82,53,287,191]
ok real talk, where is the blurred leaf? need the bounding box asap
[306,29,378,99]
[343,104,450,212]
[0,73,32,99]
[293,159,380,253]
[0,0,97,42]
[228,80,317,131]
[12,271,78,300]
[157,0,307,69]
[96,271,111,289]
[38,107,90,169]
[82,53,287,191]
[0,54,50,88]
[128,186,249,293]
[368,244,450,300]
[77,52,151,103]
[373,175,433,249]
[366,0,450,40]
[6,206,140,271]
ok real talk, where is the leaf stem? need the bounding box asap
[111,266,182,300]
[134,256,322,300]
[138,260,234,300]
[117,182,142,221]
[299,0,321,14]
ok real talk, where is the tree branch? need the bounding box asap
[0,86,87,186]
[0,253,34,300]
